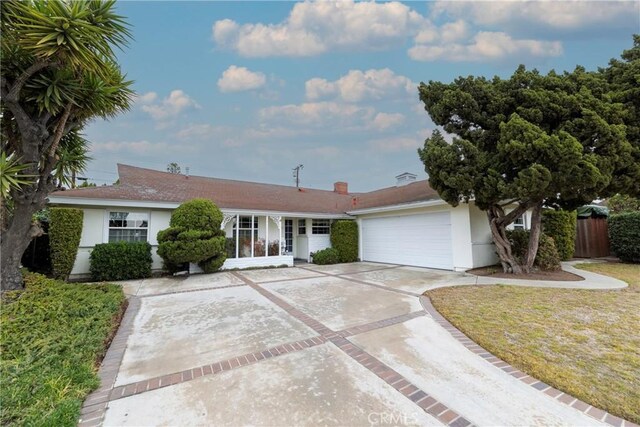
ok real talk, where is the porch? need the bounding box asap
[212,213,334,270]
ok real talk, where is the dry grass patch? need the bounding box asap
[427,262,639,424]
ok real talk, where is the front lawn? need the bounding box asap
[427,262,640,424]
[1,273,126,426]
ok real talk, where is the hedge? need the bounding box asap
[330,220,358,263]
[507,229,561,271]
[49,208,83,280]
[90,241,152,281]
[157,199,227,274]
[608,212,640,263]
[542,209,577,261]
[312,247,340,265]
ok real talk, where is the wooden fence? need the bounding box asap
[574,217,610,258]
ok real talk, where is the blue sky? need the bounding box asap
[84,1,639,192]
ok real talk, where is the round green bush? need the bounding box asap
[507,229,561,271]
[312,247,340,265]
[49,208,84,280]
[170,198,222,231]
[330,220,358,263]
[542,209,577,261]
[608,212,640,263]
[157,199,227,273]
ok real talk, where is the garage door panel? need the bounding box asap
[361,212,453,269]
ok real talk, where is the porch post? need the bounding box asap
[265,216,269,257]
[268,215,282,256]
[251,215,255,258]
[235,214,239,259]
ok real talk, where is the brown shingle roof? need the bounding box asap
[52,164,441,214]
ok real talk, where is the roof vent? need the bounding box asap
[395,172,416,187]
[334,182,348,195]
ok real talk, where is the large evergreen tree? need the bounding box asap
[1,1,133,290]
[418,38,639,274]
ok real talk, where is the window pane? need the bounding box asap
[109,212,149,229]
[109,229,148,243]
[312,219,330,235]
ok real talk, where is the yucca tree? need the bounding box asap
[0,0,134,290]
[53,131,92,189]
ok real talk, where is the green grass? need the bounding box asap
[427,262,640,424]
[1,273,126,426]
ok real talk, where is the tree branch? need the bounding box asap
[5,61,51,103]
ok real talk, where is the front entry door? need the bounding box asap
[284,219,293,254]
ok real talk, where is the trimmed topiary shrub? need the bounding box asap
[170,198,223,230]
[89,242,152,281]
[330,220,358,263]
[608,212,640,263]
[312,247,340,265]
[507,229,561,271]
[49,208,83,280]
[157,199,227,273]
[542,209,577,261]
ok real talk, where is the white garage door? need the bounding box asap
[361,212,453,270]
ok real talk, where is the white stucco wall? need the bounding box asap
[469,202,499,268]
[69,207,171,278]
[67,207,336,277]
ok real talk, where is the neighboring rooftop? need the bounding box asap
[51,164,441,214]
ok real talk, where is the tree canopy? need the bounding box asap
[1,0,133,290]
[418,37,639,273]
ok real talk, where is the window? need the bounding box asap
[312,219,330,235]
[285,219,293,253]
[108,212,148,243]
[513,215,526,230]
[298,219,306,235]
[234,216,258,258]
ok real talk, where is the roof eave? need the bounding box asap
[347,199,447,215]
[47,195,353,218]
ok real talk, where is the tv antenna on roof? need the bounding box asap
[293,164,303,187]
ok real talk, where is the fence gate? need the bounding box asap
[574,218,610,258]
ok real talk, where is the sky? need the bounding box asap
[83,0,640,192]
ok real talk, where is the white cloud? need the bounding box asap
[212,0,571,62]
[371,112,405,131]
[259,101,375,128]
[305,68,415,103]
[141,90,200,121]
[135,92,158,105]
[370,136,422,152]
[217,65,267,93]
[409,31,563,62]
[91,140,184,155]
[431,1,639,32]
[212,0,425,57]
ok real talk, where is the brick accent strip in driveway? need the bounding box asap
[232,270,473,427]
[107,336,328,402]
[419,295,638,427]
[78,296,141,427]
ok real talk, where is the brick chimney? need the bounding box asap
[334,181,348,195]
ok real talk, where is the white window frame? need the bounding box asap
[103,210,151,243]
[512,214,527,230]
[298,219,306,235]
[312,219,331,235]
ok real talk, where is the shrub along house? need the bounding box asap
[48,164,527,279]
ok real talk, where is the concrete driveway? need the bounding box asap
[79,263,624,427]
